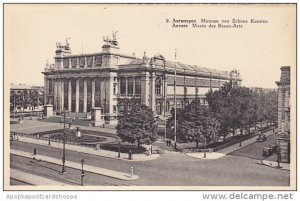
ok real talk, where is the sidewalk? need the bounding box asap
[185,129,276,160]
[10,168,71,186]
[185,152,225,160]
[15,136,160,162]
[11,149,139,181]
[261,160,290,171]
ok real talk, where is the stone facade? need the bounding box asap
[42,33,242,124]
[276,66,290,163]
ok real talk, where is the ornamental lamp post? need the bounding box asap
[81,158,85,186]
[61,109,66,174]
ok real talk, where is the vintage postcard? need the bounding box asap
[3,3,296,191]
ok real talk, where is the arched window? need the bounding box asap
[155,77,162,95]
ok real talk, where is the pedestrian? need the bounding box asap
[33,147,37,160]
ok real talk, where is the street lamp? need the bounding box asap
[81,158,85,186]
[61,109,66,174]
[204,139,207,158]
[118,141,121,158]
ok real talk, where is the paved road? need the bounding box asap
[11,141,289,186]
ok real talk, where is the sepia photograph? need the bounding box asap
[3,3,296,191]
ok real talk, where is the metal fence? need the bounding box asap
[182,127,273,153]
[10,131,94,148]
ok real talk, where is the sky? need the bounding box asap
[4,4,296,88]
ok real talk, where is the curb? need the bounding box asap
[14,137,160,162]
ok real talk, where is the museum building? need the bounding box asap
[42,33,242,124]
[276,66,290,163]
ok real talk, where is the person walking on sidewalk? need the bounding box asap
[33,147,37,160]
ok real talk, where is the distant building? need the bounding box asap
[10,83,44,113]
[42,32,242,124]
[275,66,290,163]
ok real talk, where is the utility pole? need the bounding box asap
[164,60,167,139]
[13,90,16,119]
[174,49,177,149]
[61,109,66,174]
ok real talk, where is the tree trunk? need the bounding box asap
[233,128,235,137]
[196,140,199,149]
[137,140,140,150]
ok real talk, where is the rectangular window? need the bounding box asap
[71,58,77,68]
[113,83,117,95]
[87,56,93,68]
[128,77,133,96]
[113,105,117,113]
[120,77,126,95]
[79,57,85,68]
[135,77,141,95]
[63,58,69,69]
[48,80,53,93]
[95,56,102,67]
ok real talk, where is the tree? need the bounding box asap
[206,83,257,139]
[177,100,220,148]
[116,104,158,149]
[206,82,238,140]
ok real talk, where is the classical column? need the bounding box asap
[61,80,64,111]
[83,79,87,113]
[54,80,57,110]
[57,79,61,112]
[150,73,156,112]
[141,72,150,106]
[75,79,79,113]
[164,74,168,114]
[91,78,95,109]
[92,56,95,68]
[68,79,72,112]
[277,84,283,134]
[117,77,120,96]
[76,57,79,69]
[125,77,128,97]
[44,78,48,105]
[284,86,290,134]
[133,76,136,96]
[84,57,87,68]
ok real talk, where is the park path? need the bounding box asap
[11,149,139,181]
